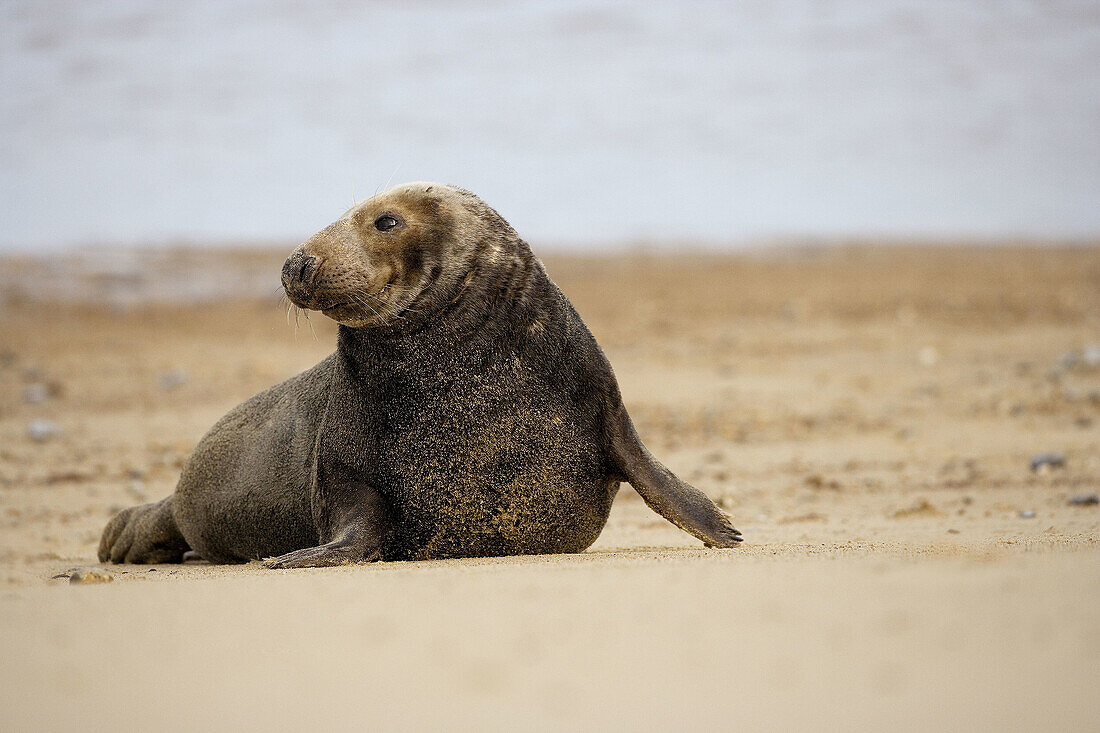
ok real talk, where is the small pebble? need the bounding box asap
[1060,346,1100,371]
[1069,493,1099,506]
[22,384,49,403]
[1030,453,1065,474]
[69,568,113,585]
[156,368,188,390]
[27,419,62,442]
[1019,510,1036,519]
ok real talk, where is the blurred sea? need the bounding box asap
[1,0,1098,252]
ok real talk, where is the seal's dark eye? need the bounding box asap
[374,215,399,232]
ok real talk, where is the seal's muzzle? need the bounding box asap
[282,250,319,303]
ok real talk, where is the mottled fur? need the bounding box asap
[99,183,741,567]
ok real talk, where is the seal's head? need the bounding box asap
[282,182,520,328]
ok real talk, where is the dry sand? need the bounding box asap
[0,246,1098,731]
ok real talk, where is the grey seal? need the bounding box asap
[99,183,741,567]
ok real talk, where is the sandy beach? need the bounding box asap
[1,246,1098,730]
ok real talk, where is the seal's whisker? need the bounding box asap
[354,295,386,322]
[378,293,423,309]
[303,310,318,341]
[380,290,426,310]
[366,287,423,314]
[347,293,367,316]
[374,165,402,198]
[356,288,398,308]
[377,282,422,295]
[353,289,409,321]
[372,294,409,323]
[351,292,384,322]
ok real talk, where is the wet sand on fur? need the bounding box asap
[1,246,1098,730]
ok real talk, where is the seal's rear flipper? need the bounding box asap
[607,403,742,548]
[98,496,191,564]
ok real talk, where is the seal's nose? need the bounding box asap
[282,250,319,293]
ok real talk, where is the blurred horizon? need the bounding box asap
[2,0,1099,253]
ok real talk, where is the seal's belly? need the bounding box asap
[377,408,616,560]
[383,474,617,561]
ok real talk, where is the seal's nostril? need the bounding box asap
[282,252,318,290]
[296,256,317,284]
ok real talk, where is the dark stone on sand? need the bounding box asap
[1029,453,1065,473]
[1068,493,1098,506]
[1059,346,1100,372]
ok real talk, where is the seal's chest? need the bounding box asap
[385,400,598,494]
[377,398,613,559]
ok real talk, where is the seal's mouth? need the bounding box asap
[283,276,422,327]
[282,286,331,312]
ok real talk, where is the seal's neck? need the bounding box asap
[335,238,555,369]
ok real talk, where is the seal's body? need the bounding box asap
[100,183,741,567]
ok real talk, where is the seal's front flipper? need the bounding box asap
[263,539,378,569]
[263,482,390,569]
[606,403,742,548]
